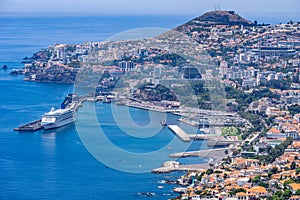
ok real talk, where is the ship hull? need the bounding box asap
[43,117,75,130]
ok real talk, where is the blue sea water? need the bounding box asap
[0,15,213,199]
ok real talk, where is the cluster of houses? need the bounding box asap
[176,141,300,200]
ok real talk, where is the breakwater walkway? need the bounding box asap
[167,125,218,142]
[168,125,192,142]
[168,148,229,158]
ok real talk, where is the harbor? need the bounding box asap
[14,94,240,149]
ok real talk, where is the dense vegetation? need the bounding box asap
[221,127,239,136]
[256,137,293,164]
[265,80,291,90]
[226,86,278,111]
[288,105,300,115]
[134,83,177,101]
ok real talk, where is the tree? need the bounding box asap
[254,20,258,26]
[288,105,300,115]
[258,182,269,188]
[295,190,300,195]
[270,167,278,175]
[284,180,295,187]
[268,172,273,178]
[206,168,214,175]
[225,149,228,155]
[291,161,296,170]
[229,188,246,195]
[252,175,261,183]
[283,189,292,199]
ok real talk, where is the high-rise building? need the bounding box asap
[118,61,136,71]
[219,61,229,76]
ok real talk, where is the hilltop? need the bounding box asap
[177,10,253,31]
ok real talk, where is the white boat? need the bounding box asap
[41,107,75,130]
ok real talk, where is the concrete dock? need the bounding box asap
[14,119,44,131]
[168,125,192,142]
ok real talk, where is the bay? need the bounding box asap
[0,15,208,200]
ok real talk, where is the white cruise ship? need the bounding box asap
[41,107,75,130]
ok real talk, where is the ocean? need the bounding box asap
[0,15,212,199]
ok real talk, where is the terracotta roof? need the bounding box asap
[293,141,300,148]
[268,127,281,134]
[290,195,300,199]
[236,192,247,196]
[248,186,267,193]
[275,117,285,121]
[289,183,300,191]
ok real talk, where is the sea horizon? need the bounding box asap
[0,11,299,24]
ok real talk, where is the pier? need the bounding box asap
[167,125,219,141]
[126,102,167,113]
[167,125,240,146]
[168,125,192,142]
[13,119,44,131]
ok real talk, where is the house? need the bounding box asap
[290,196,300,200]
[237,178,250,186]
[247,186,267,198]
[232,158,259,169]
[181,193,188,200]
[266,127,286,139]
[289,183,300,194]
[190,193,201,200]
[236,192,247,200]
[266,107,282,117]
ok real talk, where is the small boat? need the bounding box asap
[158,180,167,184]
[9,70,18,76]
[103,96,111,103]
[160,120,167,126]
